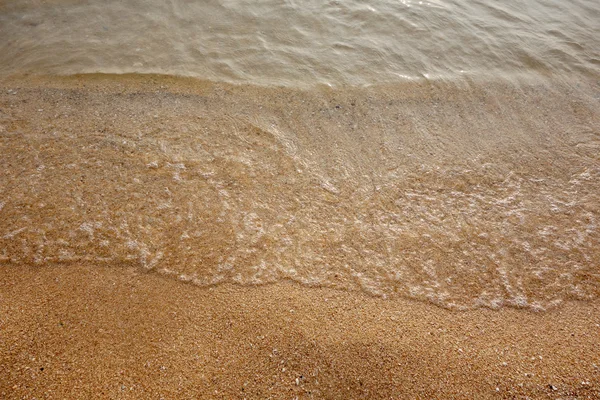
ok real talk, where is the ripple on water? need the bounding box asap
[0,0,599,86]
[1,76,599,310]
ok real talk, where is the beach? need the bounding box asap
[2,264,599,399]
[1,74,599,398]
[2,0,600,397]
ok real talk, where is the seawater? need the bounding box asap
[0,0,599,310]
[0,0,598,86]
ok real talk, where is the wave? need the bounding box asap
[1,74,599,310]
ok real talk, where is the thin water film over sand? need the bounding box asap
[1,76,598,310]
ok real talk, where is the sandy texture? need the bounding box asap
[1,74,599,311]
[1,264,599,399]
[0,74,599,399]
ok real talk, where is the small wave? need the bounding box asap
[1,74,599,311]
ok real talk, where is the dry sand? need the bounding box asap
[1,264,599,399]
[1,74,599,399]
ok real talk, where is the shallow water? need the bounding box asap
[1,75,599,310]
[0,0,599,86]
[0,1,599,310]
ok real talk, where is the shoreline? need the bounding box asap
[2,69,599,91]
[1,73,599,398]
[1,73,598,310]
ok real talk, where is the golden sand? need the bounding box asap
[1,74,599,398]
[1,264,599,399]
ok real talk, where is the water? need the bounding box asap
[0,0,598,86]
[0,0,599,310]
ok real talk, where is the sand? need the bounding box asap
[1,74,599,399]
[1,264,599,399]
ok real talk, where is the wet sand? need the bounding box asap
[1,264,599,399]
[1,74,599,310]
[1,74,599,398]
